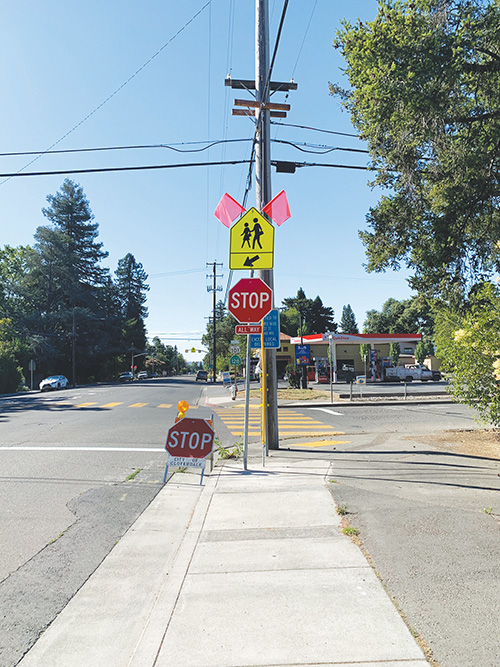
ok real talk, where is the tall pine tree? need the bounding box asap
[340,304,359,333]
[115,253,149,351]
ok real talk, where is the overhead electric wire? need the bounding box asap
[0,160,252,178]
[271,121,360,139]
[0,137,369,160]
[273,139,368,155]
[0,0,213,186]
[265,0,289,99]
[0,138,253,158]
[290,161,371,171]
[291,0,319,79]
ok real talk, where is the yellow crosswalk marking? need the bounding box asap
[129,403,148,408]
[278,426,344,431]
[101,402,124,408]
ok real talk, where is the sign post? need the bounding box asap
[28,359,36,391]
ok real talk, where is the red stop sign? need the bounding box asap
[165,418,214,459]
[228,277,273,323]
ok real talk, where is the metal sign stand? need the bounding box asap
[243,337,251,471]
[163,413,214,486]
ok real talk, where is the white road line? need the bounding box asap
[0,447,164,452]
[310,408,344,416]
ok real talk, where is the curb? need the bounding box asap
[280,398,455,408]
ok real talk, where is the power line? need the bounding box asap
[0,158,372,179]
[0,138,252,158]
[271,121,360,139]
[0,137,368,160]
[0,0,213,186]
[291,0,319,78]
[293,161,371,171]
[273,139,368,155]
[0,159,251,178]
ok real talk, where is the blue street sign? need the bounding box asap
[295,344,310,365]
[250,309,280,349]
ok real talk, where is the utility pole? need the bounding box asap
[227,0,296,451]
[207,261,223,383]
[255,0,278,450]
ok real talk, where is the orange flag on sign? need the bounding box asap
[214,193,245,228]
[263,190,290,226]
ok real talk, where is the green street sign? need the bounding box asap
[230,355,242,366]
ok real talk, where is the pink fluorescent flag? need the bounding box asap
[262,190,290,226]
[214,193,245,228]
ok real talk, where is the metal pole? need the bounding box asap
[333,342,338,384]
[329,336,333,404]
[299,311,307,389]
[256,0,278,450]
[243,334,251,470]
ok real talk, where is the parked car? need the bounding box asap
[119,372,133,383]
[137,371,148,379]
[39,375,69,392]
[196,370,208,382]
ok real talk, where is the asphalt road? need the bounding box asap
[0,375,219,666]
[1,382,498,667]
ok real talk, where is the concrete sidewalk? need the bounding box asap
[18,446,428,667]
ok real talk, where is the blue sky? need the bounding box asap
[0,1,413,361]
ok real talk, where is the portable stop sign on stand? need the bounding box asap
[163,401,215,485]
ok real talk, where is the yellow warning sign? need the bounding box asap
[229,208,274,270]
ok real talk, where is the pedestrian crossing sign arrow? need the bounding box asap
[229,208,274,270]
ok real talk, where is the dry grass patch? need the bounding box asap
[414,428,500,460]
[240,388,330,401]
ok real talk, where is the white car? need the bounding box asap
[39,375,69,392]
[137,371,148,379]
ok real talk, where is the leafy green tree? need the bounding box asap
[340,304,359,333]
[332,0,500,298]
[434,281,500,424]
[390,342,400,367]
[0,320,26,393]
[279,307,301,337]
[0,245,37,322]
[363,297,433,334]
[145,337,182,375]
[360,343,371,368]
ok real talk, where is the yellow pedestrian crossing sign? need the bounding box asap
[229,208,274,270]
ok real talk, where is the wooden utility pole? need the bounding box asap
[227,1,296,452]
[255,0,279,450]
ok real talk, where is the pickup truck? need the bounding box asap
[384,364,441,382]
